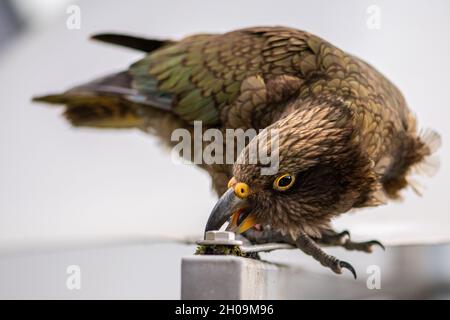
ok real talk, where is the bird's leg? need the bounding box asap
[296,233,357,279]
[317,229,385,253]
[244,229,357,278]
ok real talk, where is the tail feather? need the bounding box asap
[33,71,143,128]
[33,67,176,128]
[34,93,146,128]
[33,71,146,128]
[33,33,176,129]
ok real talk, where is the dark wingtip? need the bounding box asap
[32,96,44,102]
[91,33,170,52]
[32,94,66,104]
[90,33,119,42]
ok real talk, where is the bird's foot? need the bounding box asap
[243,229,368,278]
[318,229,385,253]
[342,239,385,253]
[296,233,357,279]
[318,230,350,246]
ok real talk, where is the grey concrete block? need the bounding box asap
[181,256,279,300]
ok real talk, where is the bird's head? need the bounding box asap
[205,100,379,238]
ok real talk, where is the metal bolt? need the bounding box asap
[197,231,243,246]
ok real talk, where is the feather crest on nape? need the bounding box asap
[420,128,442,154]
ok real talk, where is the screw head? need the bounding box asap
[197,231,243,246]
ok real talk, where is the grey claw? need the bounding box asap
[339,261,357,279]
[338,231,351,244]
[339,230,350,238]
[368,240,385,251]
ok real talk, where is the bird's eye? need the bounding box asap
[273,173,296,191]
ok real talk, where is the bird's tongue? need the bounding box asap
[229,208,259,233]
[231,207,248,227]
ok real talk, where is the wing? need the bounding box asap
[34,27,321,129]
[130,27,319,127]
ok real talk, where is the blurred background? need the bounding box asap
[0,0,449,299]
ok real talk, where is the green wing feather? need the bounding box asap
[129,27,317,125]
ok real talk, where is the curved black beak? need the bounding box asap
[204,188,247,233]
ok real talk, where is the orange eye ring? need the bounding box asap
[273,173,296,191]
[234,182,251,199]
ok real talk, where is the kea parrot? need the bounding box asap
[34,26,440,278]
